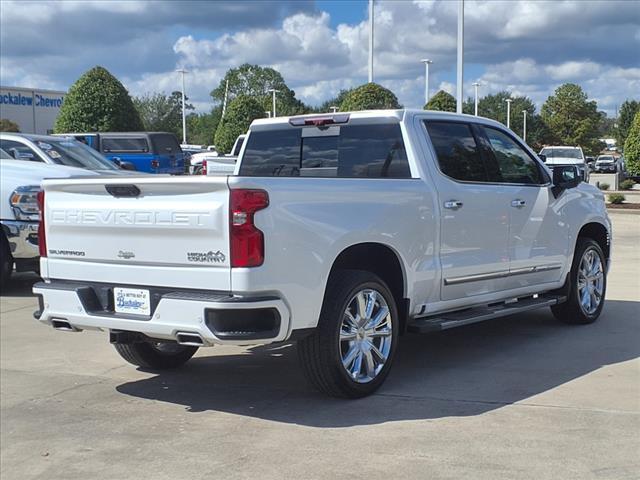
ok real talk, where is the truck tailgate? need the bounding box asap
[42,175,231,291]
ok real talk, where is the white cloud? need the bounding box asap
[1,0,638,116]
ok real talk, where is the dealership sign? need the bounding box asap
[0,86,67,134]
[0,91,64,108]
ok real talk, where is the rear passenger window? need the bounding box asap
[240,123,411,178]
[481,127,543,184]
[338,124,410,178]
[102,137,149,153]
[153,134,181,154]
[424,121,487,182]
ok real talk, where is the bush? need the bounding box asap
[608,194,625,204]
[624,111,640,176]
[214,95,264,153]
[55,66,144,133]
[619,179,636,190]
[598,183,610,191]
[0,118,20,132]
[339,83,401,111]
[425,90,457,112]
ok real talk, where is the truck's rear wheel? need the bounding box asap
[297,270,399,398]
[113,341,198,369]
[551,238,606,324]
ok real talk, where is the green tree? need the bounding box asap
[134,91,194,138]
[596,111,617,138]
[464,91,545,148]
[186,106,222,146]
[211,64,308,117]
[540,83,603,155]
[623,111,640,176]
[340,83,401,111]
[214,96,264,153]
[54,66,143,133]
[0,119,20,132]
[424,90,456,112]
[313,88,353,113]
[617,99,640,147]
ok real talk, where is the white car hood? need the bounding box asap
[545,157,584,165]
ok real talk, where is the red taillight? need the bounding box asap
[202,159,207,175]
[151,159,160,169]
[230,189,269,267]
[36,190,46,257]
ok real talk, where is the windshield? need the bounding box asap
[36,138,118,170]
[540,148,583,159]
[597,156,614,162]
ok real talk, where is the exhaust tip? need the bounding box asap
[175,332,204,346]
[51,319,79,332]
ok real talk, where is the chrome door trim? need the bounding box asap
[444,270,509,286]
[444,264,563,286]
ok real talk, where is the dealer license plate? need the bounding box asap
[114,288,151,316]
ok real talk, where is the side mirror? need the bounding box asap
[551,165,581,197]
[538,153,546,163]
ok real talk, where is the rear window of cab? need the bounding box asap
[240,123,411,178]
[101,137,149,153]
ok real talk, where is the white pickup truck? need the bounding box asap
[33,110,611,398]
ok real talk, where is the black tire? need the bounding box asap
[551,238,607,325]
[297,269,399,398]
[113,341,198,369]
[0,234,13,292]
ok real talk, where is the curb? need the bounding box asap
[606,208,640,215]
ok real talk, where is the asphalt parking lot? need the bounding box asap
[1,212,638,480]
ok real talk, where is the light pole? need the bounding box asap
[472,81,481,116]
[421,59,433,105]
[505,98,512,129]
[368,0,374,83]
[456,0,464,113]
[522,110,528,142]
[176,68,188,144]
[268,89,278,117]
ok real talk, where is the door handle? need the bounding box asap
[444,200,464,210]
[511,199,526,208]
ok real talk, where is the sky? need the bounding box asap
[1,0,638,116]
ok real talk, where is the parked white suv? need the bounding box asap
[33,111,611,397]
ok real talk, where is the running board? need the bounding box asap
[407,295,566,333]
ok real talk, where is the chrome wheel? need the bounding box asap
[339,289,393,384]
[577,247,604,315]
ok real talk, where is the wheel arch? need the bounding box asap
[577,221,610,265]
[327,242,409,332]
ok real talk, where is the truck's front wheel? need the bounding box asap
[298,270,399,398]
[551,238,607,324]
[113,341,198,370]
[0,234,13,291]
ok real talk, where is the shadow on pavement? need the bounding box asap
[116,299,639,427]
[0,272,40,297]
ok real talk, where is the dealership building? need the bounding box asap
[0,86,66,134]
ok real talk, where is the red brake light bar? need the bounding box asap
[289,114,350,127]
